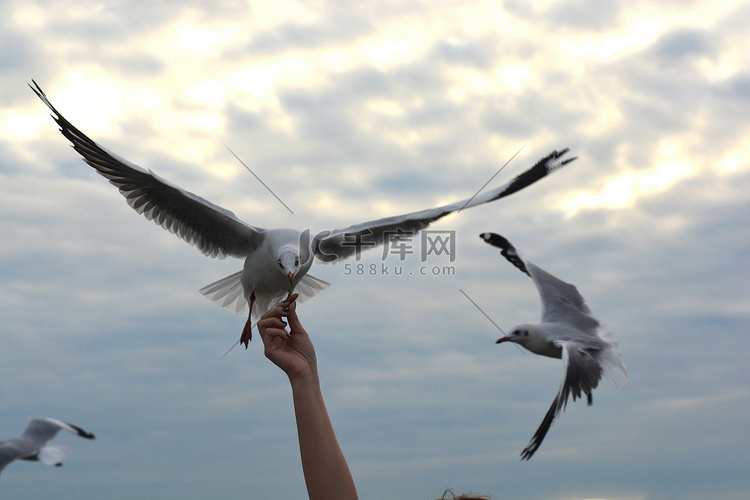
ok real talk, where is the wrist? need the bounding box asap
[288,365,319,387]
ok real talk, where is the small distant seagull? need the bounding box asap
[480,232,629,460]
[0,418,95,475]
[30,81,576,349]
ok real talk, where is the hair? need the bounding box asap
[436,489,495,500]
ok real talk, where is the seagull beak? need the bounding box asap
[496,336,511,344]
[287,271,295,286]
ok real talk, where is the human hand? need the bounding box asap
[257,296,317,381]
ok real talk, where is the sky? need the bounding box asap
[1,0,749,498]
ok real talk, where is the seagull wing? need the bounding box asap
[528,263,601,333]
[31,81,265,260]
[480,232,531,276]
[0,436,38,471]
[521,340,603,460]
[37,419,96,441]
[0,418,94,471]
[313,149,575,262]
[19,418,66,446]
[480,232,599,333]
[21,418,95,445]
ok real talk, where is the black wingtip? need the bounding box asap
[29,79,46,101]
[520,440,538,460]
[561,156,578,166]
[29,79,63,124]
[66,422,96,440]
[553,147,578,166]
[498,148,575,198]
[479,232,531,277]
[479,232,509,248]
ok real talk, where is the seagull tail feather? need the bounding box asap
[199,271,248,316]
[200,272,330,318]
[38,445,72,467]
[597,325,630,389]
[294,274,331,304]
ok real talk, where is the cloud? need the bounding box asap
[1,1,749,499]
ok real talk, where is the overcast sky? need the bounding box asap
[1,0,749,499]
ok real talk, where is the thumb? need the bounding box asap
[287,301,306,334]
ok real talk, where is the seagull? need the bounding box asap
[30,81,576,349]
[0,418,95,475]
[480,232,629,460]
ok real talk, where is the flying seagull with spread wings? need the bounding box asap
[0,418,95,475]
[480,232,629,460]
[31,80,576,349]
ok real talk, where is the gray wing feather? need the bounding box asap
[314,149,575,262]
[527,263,601,333]
[0,438,38,470]
[520,342,603,460]
[30,81,265,260]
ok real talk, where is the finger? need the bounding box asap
[257,317,288,340]
[263,326,291,342]
[257,314,286,330]
[260,300,295,326]
[260,303,284,321]
[259,326,292,349]
[286,302,306,334]
[280,295,298,315]
[284,293,299,304]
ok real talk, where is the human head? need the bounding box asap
[436,489,494,500]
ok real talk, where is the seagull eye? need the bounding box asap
[295,257,299,266]
[524,330,528,337]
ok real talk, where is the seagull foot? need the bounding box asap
[240,319,253,349]
[240,292,256,349]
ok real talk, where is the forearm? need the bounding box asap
[290,373,358,500]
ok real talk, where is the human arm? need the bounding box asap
[257,299,358,500]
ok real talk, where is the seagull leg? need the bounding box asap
[240,291,256,349]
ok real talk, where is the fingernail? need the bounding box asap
[280,320,287,325]
[282,308,290,313]
[283,298,290,303]
[285,333,292,339]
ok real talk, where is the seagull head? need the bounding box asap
[278,248,301,287]
[496,324,534,346]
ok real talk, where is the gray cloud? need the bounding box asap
[545,0,621,31]
[1,1,749,499]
